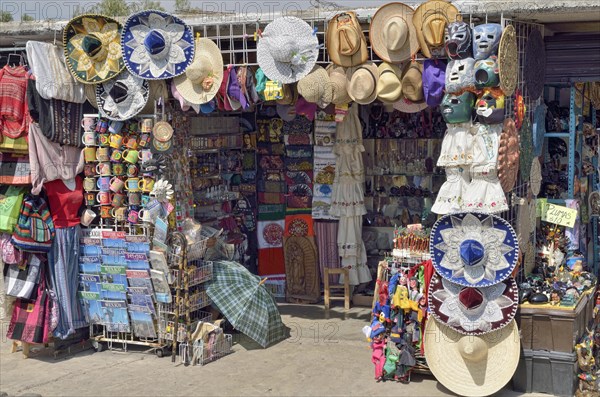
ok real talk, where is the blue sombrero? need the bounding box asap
[430,212,519,287]
[121,10,194,80]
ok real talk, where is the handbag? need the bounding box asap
[6,260,52,344]
[3,253,41,300]
[11,195,56,253]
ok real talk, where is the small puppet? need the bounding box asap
[370,324,387,382]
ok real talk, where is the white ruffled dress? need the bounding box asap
[437,122,475,167]
[463,165,508,213]
[431,167,471,214]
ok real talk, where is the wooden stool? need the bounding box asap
[324,267,350,310]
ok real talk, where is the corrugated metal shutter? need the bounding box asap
[545,34,600,83]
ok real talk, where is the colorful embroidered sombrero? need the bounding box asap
[63,14,125,84]
[430,212,519,287]
[428,273,518,336]
[121,10,194,80]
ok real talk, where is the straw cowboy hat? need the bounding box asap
[376,62,403,103]
[257,17,319,84]
[430,212,519,287]
[370,3,419,63]
[428,273,518,335]
[121,10,195,80]
[424,318,521,397]
[394,61,428,113]
[96,70,149,121]
[412,0,460,59]
[173,37,223,105]
[326,64,351,105]
[498,24,518,96]
[326,11,368,67]
[298,65,334,108]
[346,61,380,105]
[63,14,125,84]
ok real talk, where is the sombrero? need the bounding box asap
[428,273,518,335]
[412,0,460,59]
[424,318,520,397]
[326,11,368,67]
[498,118,520,192]
[430,212,519,287]
[257,17,319,84]
[96,70,149,121]
[370,3,419,64]
[498,24,518,96]
[523,29,546,100]
[121,10,195,80]
[63,14,125,84]
[173,37,223,105]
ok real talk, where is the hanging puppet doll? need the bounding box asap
[370,324,387,382]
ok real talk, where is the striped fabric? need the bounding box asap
[206,260,287,348]
[314,220,340,284]
[11,195,55,253]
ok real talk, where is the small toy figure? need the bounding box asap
[370,325,387,382]
[409,277,420,301]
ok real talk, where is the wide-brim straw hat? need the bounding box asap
[173,37,223,105]
[96,70,149,121]
[370,3,419,63]
[346,61,380,105]
[428,273,518,336]
[413,0,460,58]
[63,14,125,84]
[326,11,369,67]
[430,212,519,287]
[121,10,195,80]
[326,64,351,105]
[298,65,334,108]
[498,24,518,96]
[257,17,319,84]
[523,28,546,100]
[424,318,520,397]
[393,61,428,112]
[376,62,403,103]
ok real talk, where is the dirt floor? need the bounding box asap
[0,303,543,397]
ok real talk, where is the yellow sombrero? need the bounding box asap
[63,14,125,84]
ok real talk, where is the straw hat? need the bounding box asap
[326,64,351,105]
[498,24,518,96]
[173,37,223,105]
[412,0,460,59]
[257,17,319,84]
[297,65,334,108]
[399,61,427,111]
[430,212,519,287]
[96,70,149,121]
[63,14,125,84]
[376,62,403,103]
[346,61,380,105]
[424,318,520,397]
[121,10,195,80]
[370,3,419,63]
[523,28,546,100]
[498,118,520,192]
[428,273,518,336]
[326,11,368,67]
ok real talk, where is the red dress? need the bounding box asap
[44,176,84,228]
[0,65,29,138]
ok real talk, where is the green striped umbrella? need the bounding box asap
[206,260,287,348]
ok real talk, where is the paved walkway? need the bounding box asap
[0,304,541,397]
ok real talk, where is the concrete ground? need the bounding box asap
[0,303,545,397]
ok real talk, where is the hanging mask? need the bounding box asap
[474,56,500,89]
[472,23,503,59]
[476,89,505,124]
[445,58,476,93]
[440,91,476,124]
[445,21,472,59]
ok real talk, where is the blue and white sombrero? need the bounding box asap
[430,212,519,287]
[121,10,194,80]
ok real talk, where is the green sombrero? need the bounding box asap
[63,14,125,84]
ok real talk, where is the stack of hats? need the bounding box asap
[431,22,519,215]
[425,212,521,397]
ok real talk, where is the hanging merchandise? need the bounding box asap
[369,2,419,64]
[0,63,29,139]
[475,89,505,124]
[523,28,546,100]
[11,194,56,253]
[257,17,319,84]
[96,70,150,121]
[394,62,428,113]
[445,21,472,60]
[326,11,368,67]
[346,62,380,106]
[326,64,351,106]
[412,0,460,59]
[376,62,403,104]
[472,24,503,60]
[63,14,125,84]
[498,24,518,96]
[422,59,446,107]
[445,58,476,94]
[497,118,520,192]
[473,56,500,89]
[297,65,333,109]
[121,10,195,80]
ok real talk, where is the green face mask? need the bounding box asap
[440,92,475,124]
[474,56,500,89]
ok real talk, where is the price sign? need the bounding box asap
[542,203,578,228]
